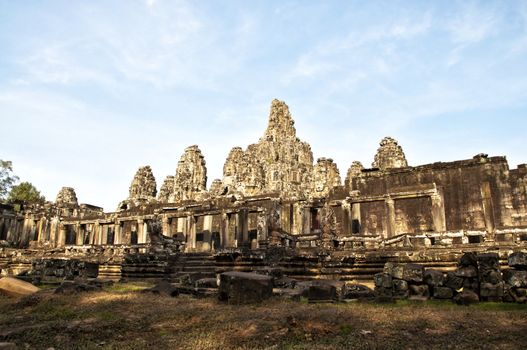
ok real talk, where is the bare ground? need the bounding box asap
[0,282,526,350]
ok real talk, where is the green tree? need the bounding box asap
[0,160,19,201]
[7,182,46,205]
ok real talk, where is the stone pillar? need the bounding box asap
[93,221,100,245]
[114,222,121,245]
[162,215,170,236]
[385,198,395,239]
[351,202,361,234]
[303,208,311,234]
[240,210,248,245]
[57,224,66,247]
[137,219,144,244]
[187,215,196,250]
[221,213,229,248]
[431,193,447,232]
[76,223,82,245]
[480,182,495,236]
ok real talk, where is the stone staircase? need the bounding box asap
[168,252,217,283]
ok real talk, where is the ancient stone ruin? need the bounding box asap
[1,99,526,304]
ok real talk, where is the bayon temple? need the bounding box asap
[1,99,527,285]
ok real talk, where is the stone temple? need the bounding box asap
[1,99,527,285]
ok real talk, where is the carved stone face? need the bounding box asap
[367,214,378,231]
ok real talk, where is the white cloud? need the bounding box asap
[445,3,500,44]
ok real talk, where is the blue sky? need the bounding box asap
[1,0,527,211]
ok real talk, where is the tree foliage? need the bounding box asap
[0,160,19,201]
[7,181,46,205]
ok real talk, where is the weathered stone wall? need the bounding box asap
[348,154,516,237]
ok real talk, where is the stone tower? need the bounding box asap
[345,161,364,190]
[220,99,314,199]
[158,175,175,202]
[171,145,207,202]
[55,187,78,207]
[312,158,342,197]
[128,166,157,201]
[372,137,408,170]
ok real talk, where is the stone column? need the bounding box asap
[187,215,196,250]
[303,208,311,234]
[480,182,495,236]
[162,215,170,237]
[240,210,249,245]
[431,193,447,232]
[76,223,82,245]
[351,202,361,234]
[114,222,121,245]
[137,219,144,244]
[385,198,396,239]
[57,224,66,247]
[93,221,100,245]
[220,213,229,248]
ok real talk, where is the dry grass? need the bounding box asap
[0,283,526,349]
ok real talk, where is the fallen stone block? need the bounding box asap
[403,264,424,283]
[459,252,478,267]
[433,286,454,299]
[383,262,403,279]
[308,283,337,303]
[508,252,527,270]
[424,269,444,288]
[454,289,479,305]
[0,277,39,297]
[195,278,218,289]
[374,273,393,289]
[408,284,429,300]
[344,284,375,300]
[141,280,179,297]
[218,271,272,304]
[0,342,17,350]
[445,272,464,291]
[455,265,478,278]
[273,287,303,301]
[273,276,297,289]
[392,279,409,299]
[503,269,527,288]
[55,279,107,295]
[480,282,504,301]
[462,278,479,293]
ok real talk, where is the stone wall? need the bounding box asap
[374,251,527,304]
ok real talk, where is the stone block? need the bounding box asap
[508,252,527,270]
[444,272,463,290]
[402,264,424,283]
[218,271,272,304]
[408,284,429,299]
[454,289,479,305]
[392,279,409,299]
[459,252,478,267]
[195,278,218,289]
[455,265,478,278]
[308,283,337,302]
[480,282,504,301]
[0,277,39,297]
[477,253,500,269]
[383,262,403,279]
[374,273,392,289]
[424,269,444,287]
[344,284,375,300]
[433,287,454,299]
[462,278,479,293]
[503,269,527,288]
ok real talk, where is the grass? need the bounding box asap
[0,283,526,349]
